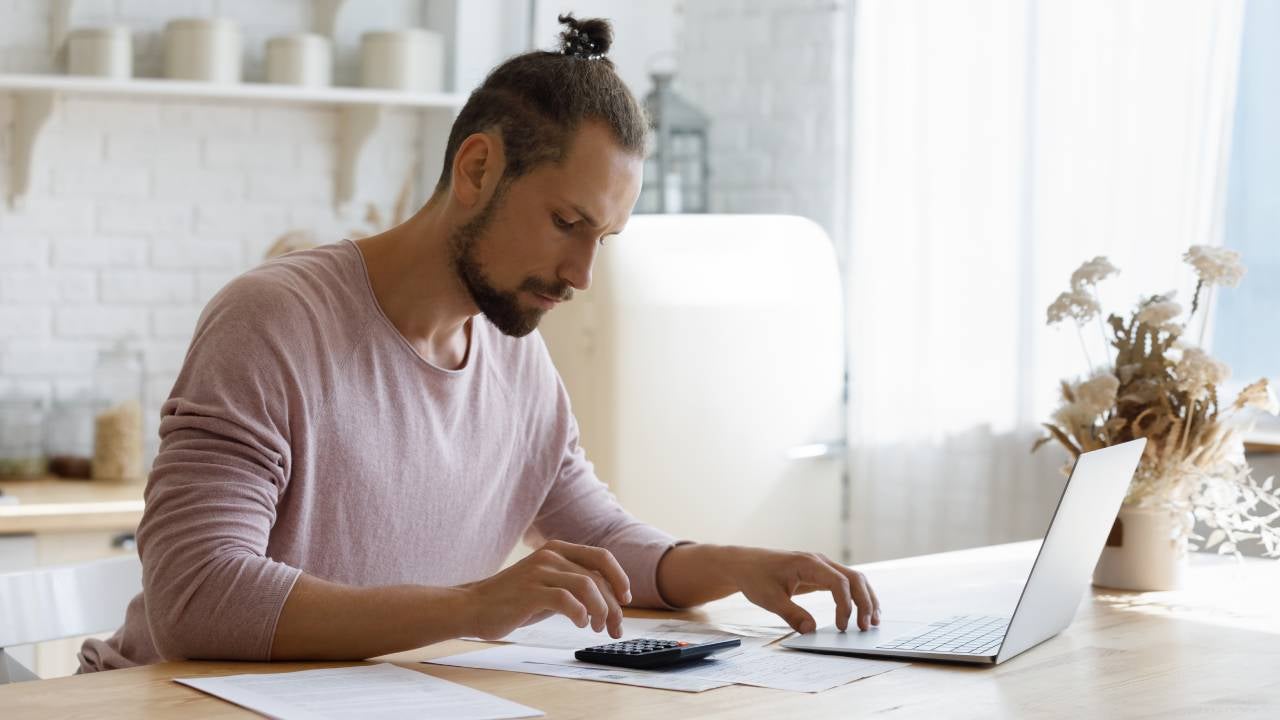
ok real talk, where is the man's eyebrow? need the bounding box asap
[570,204,604,229]
[571,204,626,236]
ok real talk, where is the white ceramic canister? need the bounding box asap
[163,18,242,83]
[265,33,332,87]
[360,29,444,93]
[67,26,133,79]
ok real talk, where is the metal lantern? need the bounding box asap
[639,72,710,214]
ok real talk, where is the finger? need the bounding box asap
[757,590,818,634]
[866,577,881,625]
[544,570,611,634]
[585,568,626,638]
[545,557,626,638]
[799,556,853,632]
[833,565,877,631]
[542,587,590,628]
[543,541,632,605]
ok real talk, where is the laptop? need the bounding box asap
[781,438,1146,665]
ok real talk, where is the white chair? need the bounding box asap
[0,555,141,683]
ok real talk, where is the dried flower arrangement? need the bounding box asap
[262,162,419,261]
[1036,246,1280,558]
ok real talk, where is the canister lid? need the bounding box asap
[68,25,131,39]
[266,33,330,48]
[165,17,240,33]
[361,28,442,44]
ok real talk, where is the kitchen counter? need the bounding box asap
[0,476,144,535]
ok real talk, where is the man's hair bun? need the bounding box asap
[558,13,613,60]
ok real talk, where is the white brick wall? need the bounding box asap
[673,0,851,250]
[0,0,702,469]
[0,0,430,465]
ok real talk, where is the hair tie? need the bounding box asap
[562,26,603,60]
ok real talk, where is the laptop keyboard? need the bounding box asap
[875,615,1009,656]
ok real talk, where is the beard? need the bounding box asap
[449,189,573,338]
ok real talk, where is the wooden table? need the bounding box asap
[3,541,1278,718]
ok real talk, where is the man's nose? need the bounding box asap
[559,237,598,292]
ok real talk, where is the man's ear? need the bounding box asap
[451,132,503,209]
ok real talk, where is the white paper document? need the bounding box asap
[175,662,544,720]
[544,647,907,693]
[427,645,731,693]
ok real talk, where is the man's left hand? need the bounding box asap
[728,547,881,634]
[657,544,881,634]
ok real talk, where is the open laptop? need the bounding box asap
[782,438,1146,665]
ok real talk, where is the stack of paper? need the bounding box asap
[439,616,908,694]
[176,663,543,719]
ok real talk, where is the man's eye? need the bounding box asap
[552,214,575,230]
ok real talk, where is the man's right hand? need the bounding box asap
[458,540,632,641]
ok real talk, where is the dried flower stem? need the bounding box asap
[1076,323,1094,371]
[1178,398,1195,457]
[1198,285,1214,347]
[1189,278,1205,316]
[1091,287,1111,367]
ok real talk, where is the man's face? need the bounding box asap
[449,122,643,337]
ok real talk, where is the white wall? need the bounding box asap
[672,0,851,249]
[0,0,446,465]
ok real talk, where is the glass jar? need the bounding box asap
[92,343,145,482]
[45,395,96,479]
[0,398,48,478]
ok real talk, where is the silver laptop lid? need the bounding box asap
[996,438,1146,662]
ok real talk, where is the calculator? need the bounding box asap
[574,638,741,670]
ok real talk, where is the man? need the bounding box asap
[79,14,879,672]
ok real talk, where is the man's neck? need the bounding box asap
[354,207,477,370]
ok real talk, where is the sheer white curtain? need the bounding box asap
[845,0,1246,562]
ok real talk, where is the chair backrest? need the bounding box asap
[0,554,141,682]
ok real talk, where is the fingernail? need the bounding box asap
[801,620,816,634]
[623,591,633,604]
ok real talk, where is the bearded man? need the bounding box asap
[79,14,879,672]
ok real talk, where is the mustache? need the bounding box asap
[519,277,573,302]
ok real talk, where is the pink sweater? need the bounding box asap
[79,240,679,672]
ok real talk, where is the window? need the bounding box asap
[1216,0,1280,395]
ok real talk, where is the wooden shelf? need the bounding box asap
[0,476,144,534]
[0,73,465,109]
[0,73,466,210]
[1241,424,1280,454]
